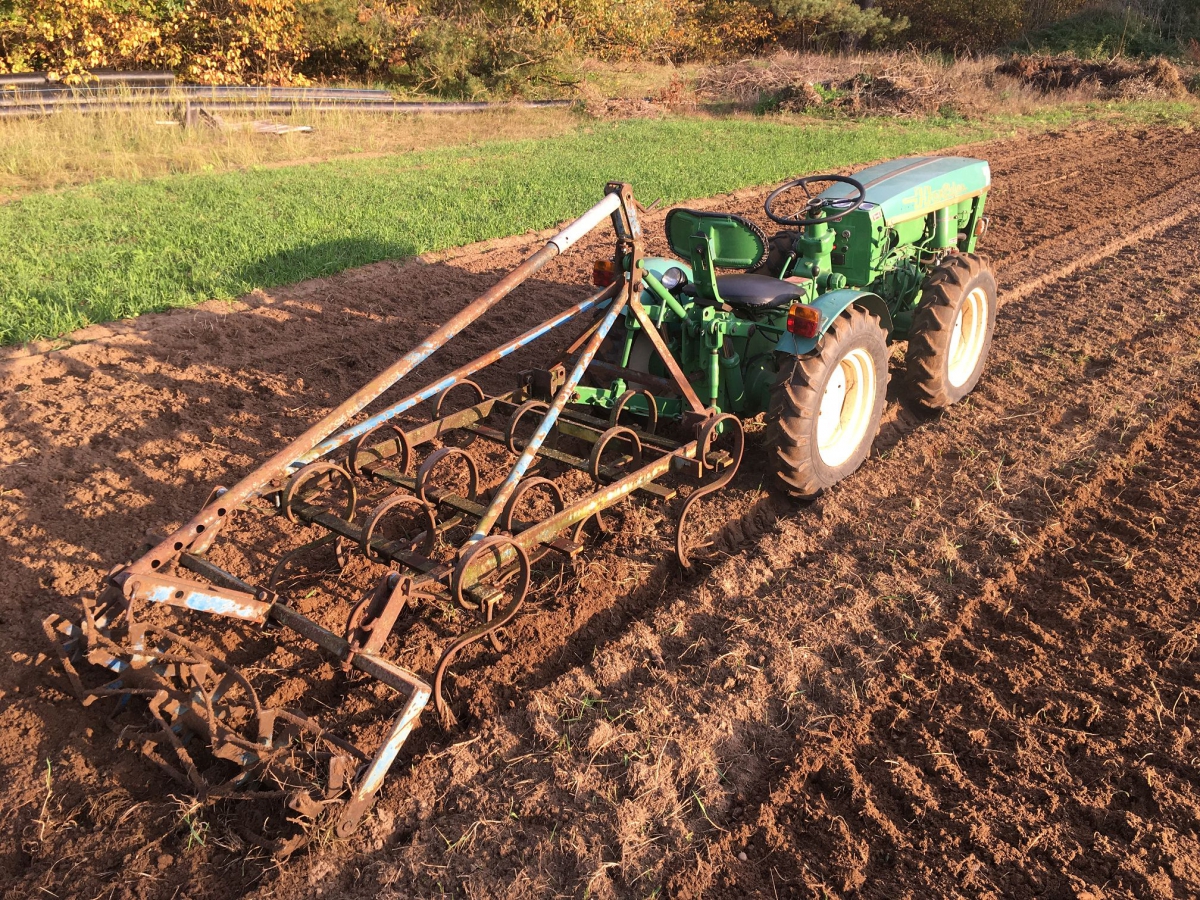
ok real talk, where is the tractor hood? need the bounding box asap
[819,156,991,227]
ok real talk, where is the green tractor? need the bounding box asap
[576,155,998,497]
[42,157,1000,831]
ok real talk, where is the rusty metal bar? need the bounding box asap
[466,283,632,543]
[124,572,273,624]
[517,445,690,547]
[305,285,620,469]
[335,681,431,836]
[125,192,624,572]
[627,298,707,415]
[557,406,683,451]
[387,393,511,451]
[586,360,685,398]
[178,551,258,594]
[259,601,433,836]
[286,496,552,606]
[458,421,676,500]
[352,393,514,473]
[460,438,697,586]
[289,500,448,582]
[461,185,645,548]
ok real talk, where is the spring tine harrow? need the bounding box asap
[44,182,744,853]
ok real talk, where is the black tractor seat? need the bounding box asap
[715,274,805,310]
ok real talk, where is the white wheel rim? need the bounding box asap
[947,287,989,388]
[816,347,877,468]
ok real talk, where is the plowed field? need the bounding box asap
[3,123,1200,900]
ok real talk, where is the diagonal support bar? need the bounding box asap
[627,297,707,415]
[296,283,620,469]
[125,192,624,572]
[467,286,633,543]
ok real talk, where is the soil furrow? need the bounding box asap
[258,168,1200,899]
[3,124,1200,900]
[740,392,1200,899]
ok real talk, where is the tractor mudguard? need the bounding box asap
[638,257,694,304]
[591,257,692,311]
[775,289,893,357]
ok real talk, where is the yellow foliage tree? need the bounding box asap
[0,0,306,83]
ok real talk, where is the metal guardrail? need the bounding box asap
[0,71,575,119]
[0,70,175,88]
[0,98,575,119]
[1,85,397,103]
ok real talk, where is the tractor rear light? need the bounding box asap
[787,303,821,338]
[593,259,616,287]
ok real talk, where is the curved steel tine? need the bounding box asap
[609,389,659,435]
[675,414,744,569]
[588,426,643,484]
[360,493,438,561]
[283,461,357,524]
[348,422,412,476]
[415,446,480,507]
[499,476,564,534]
[434,537,531,727]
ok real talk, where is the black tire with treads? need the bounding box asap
[765,305,889,500]
[906,253,998,410]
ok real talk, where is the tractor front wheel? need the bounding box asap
[905,253,998,409]
[766,305,889,499]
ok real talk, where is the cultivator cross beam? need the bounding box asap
[44,182,742,851]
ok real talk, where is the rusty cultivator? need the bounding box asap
[45,157,999,851]
[43,183,745,852]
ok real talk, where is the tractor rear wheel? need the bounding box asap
[906,253,997,409]
[766,305,889,499]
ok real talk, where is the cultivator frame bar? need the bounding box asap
[45,183,743,849]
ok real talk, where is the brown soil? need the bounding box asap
[3,124,1200,899]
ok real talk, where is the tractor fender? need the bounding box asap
[637,257,694,303]
[774,289,893,357]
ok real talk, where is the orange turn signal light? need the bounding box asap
[786,303,821,338]
[593,259,616,287]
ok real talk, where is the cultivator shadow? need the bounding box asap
[43,183,743,852]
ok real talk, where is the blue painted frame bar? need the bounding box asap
[467,285,632,543]
[291,283,620,469]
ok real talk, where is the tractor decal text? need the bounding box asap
[901,182,969,216]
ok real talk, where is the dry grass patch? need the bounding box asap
[697,50,1198,118]
[997,54,1192,99]
[0,103,580,199]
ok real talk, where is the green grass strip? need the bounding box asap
[0,104,1192,345]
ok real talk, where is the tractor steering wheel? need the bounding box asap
[764,174,867,227]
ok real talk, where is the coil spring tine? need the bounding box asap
[675,414,745,569]
[434,537,531,726]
